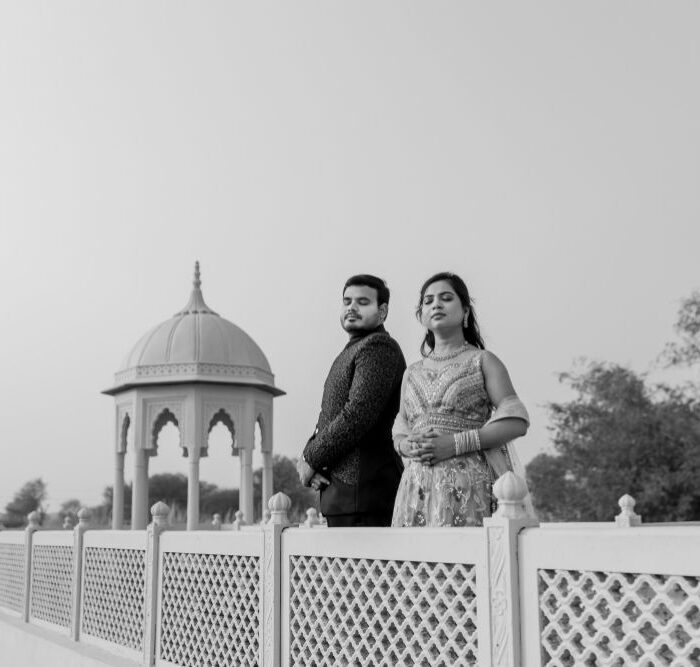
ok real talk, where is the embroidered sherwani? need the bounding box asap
[303,325,406,521]
[392,350,502,527]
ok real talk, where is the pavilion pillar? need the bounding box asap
[112,451,125,529]
[187,447,201,531]
[262,451,273,517]
[132,448,149,530]
[240,447,254,524]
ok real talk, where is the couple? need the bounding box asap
[297,272,530,528]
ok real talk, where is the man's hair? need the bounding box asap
[343,274,390,306]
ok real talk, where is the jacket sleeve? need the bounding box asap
[303,336,403,472]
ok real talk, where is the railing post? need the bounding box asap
[483,472,539,667]
[260,492,290,667]
[143,501,170,667]
[22,511,40,622]
[71,507,91,641]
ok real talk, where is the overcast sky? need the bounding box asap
[1,2,698,512]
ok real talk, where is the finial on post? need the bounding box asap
[493,472,529,519]
[268,492,291,526]
[77,507,91,528]
[150,501,170,527]
[193,261,201,289]
[27,511,40,530]
[303,508,320,528]
[232,510,246,531]
[212,513,222,530]
[615,494,642,527]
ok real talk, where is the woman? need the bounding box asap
[392,272,531,527]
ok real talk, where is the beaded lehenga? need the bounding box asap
[391,350,505,528]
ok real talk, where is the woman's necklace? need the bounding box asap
[428,342,470,362]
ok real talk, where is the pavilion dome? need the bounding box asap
[104,263,283,396]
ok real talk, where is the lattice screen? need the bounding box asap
[539,568,700,666]
[0,543,25,613]
[289,556,478,666]
[81,547,146,651]
[158,552,260,667]
[30,544,74,628]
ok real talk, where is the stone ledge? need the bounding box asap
[0,613,138,667]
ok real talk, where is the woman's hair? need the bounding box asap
[417,272,485,356]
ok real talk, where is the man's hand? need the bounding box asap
[297,458,316,486]
[297,457,331,490]
[308,472,331,491]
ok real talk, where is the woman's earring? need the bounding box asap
[463,312,469,327]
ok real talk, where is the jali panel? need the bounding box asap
[81,547,146,651]
[159,552,260,667]
[539,568,700,666]
[0,543,25,613]
[30,544,73,628]
[289,556,478,666]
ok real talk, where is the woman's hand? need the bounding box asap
[396,437,422,459]
[408,428,456,465]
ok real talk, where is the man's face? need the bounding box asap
[340,284,387,332]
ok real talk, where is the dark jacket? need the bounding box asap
[303,325,406,517]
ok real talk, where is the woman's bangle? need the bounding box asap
[454,429,481,455]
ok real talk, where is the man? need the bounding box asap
[298,274,406,527]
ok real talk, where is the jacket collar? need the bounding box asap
[346,323,386,347]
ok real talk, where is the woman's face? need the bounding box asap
[420,280,466,332]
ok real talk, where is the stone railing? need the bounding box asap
[1,476,699,666]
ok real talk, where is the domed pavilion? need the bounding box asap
[103,263,284,530]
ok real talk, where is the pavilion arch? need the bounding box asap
[151,408,181,451]
[207,408,237,456]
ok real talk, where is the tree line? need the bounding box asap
[0,455,317,529]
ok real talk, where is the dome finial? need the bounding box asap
[193,261,201,289]
[174,261,217,317]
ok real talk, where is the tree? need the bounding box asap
[526,361,700,522]
[58,498,83,524]
[147,473,188,510]
[662,291,700,368]
[528,292,700,522]
[201,487,239,519]
[253,455,317,522]
[2,478,47,527]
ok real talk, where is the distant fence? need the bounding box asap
[1,476,699,666]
